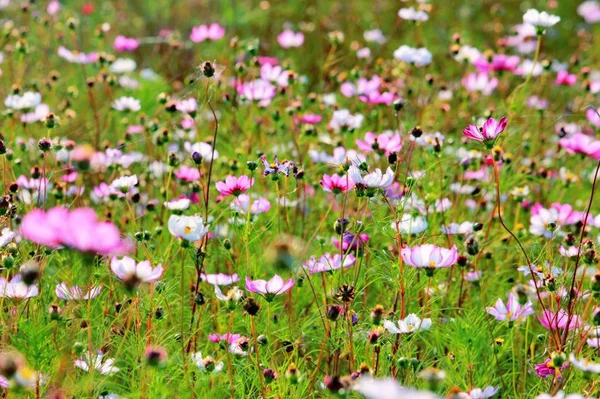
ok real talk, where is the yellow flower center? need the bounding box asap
[184,226,193,234]
[429,261,436,267]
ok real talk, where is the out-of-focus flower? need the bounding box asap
[74,353,119,375]
[190,23,225,43]
[383,313,432,334]
[277,30,304,48]
[55,283,101,301]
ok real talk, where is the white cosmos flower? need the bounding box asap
[0,228,16,248]
[569,353,600,373]
[191,352,224,373]
[398,7,429,21]
[523,9,560,28]
[393,45,432,66]
[5,91,42,110]
[112,96,141,112]
[164,198,191,211]
[168,215,209,241]
[109,58,137,74]
[349,166,395,188]
[393,214,428,234]
[354,376,441,399]
[383,313,432,334]
[0,275,39,299]
[75,353,119,375]
[110,175,138,191]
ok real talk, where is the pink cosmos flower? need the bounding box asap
[174,165,201,183]
[245,275,295,301]
[237,79,276,107]
[302,253,356,274]
[340,76,381,98]
[215,175,254,197]
[462,116,508,147]
[555,70,577,86]
[200,273,239,286]
[260,64,290,87]
[176,98,198,115]
[0,275,39,299]
[559,132,600,159]
[277,30,304,48]
[297,114,322,124]
[233,194,271,214]
[208,332,243,345]
[586,107,600,127]
[111,257,163,286]
[333,232,369,253]
[20,207,133,256]
[474,54,520,73]
[113,35,139,52]
[190,23,225,43]
[462,72,498,95]
[55,283,101,301]
[47,0,61,15]
[486,293,534,322]
[320,174,354,194]
[400,244,458,270]
[358,91,396,105]
[356,132,403,156]
[538,309,581,331]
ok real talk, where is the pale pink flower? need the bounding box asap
[200,273,239,286]
[538,309,581,330]
[277,30,304,48]
[462,72,498,95]
[302,253,356,274]
[400,244,458,269]
[190,23,225,43]
[55,283,101,301]
[111,257,163,285]
[486,293,534,322]
[245,275,295,300]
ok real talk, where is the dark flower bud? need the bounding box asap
[49,304,62,320]
[327,305,343,321]
[20,261,40,285]
[243,297,260,316]
[334,218,349,235]
[393,98,405,112]
[38,138,52,152]
[263,368,277,383]
[194,292,205,305]
[144,346,167,367]
[257,335,267,345]
[0,140,6,155]
[411,126,423,138]
[370,304,384,325]
[465,236,479,256]
[202,61,215,78]
[388,152,397,164]
[192,151,203,165]
[473,222,483,232]
[457,255,468,267]
[154,307,164,320]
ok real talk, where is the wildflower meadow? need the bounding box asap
[1,0,600,398]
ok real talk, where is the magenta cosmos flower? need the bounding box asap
[486,293,534,323]
[113,35,139,52]
[463,116,508,148]
[320,174,354,194]
[215,175,254,197]
[237,79,276,107]
[559,132,600,159]
[245,275,295,301]
[356,132,402,156]
[111,257,163,288]
[401,244,458,276]
[20,207,133,256]
[190,23,225,43]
